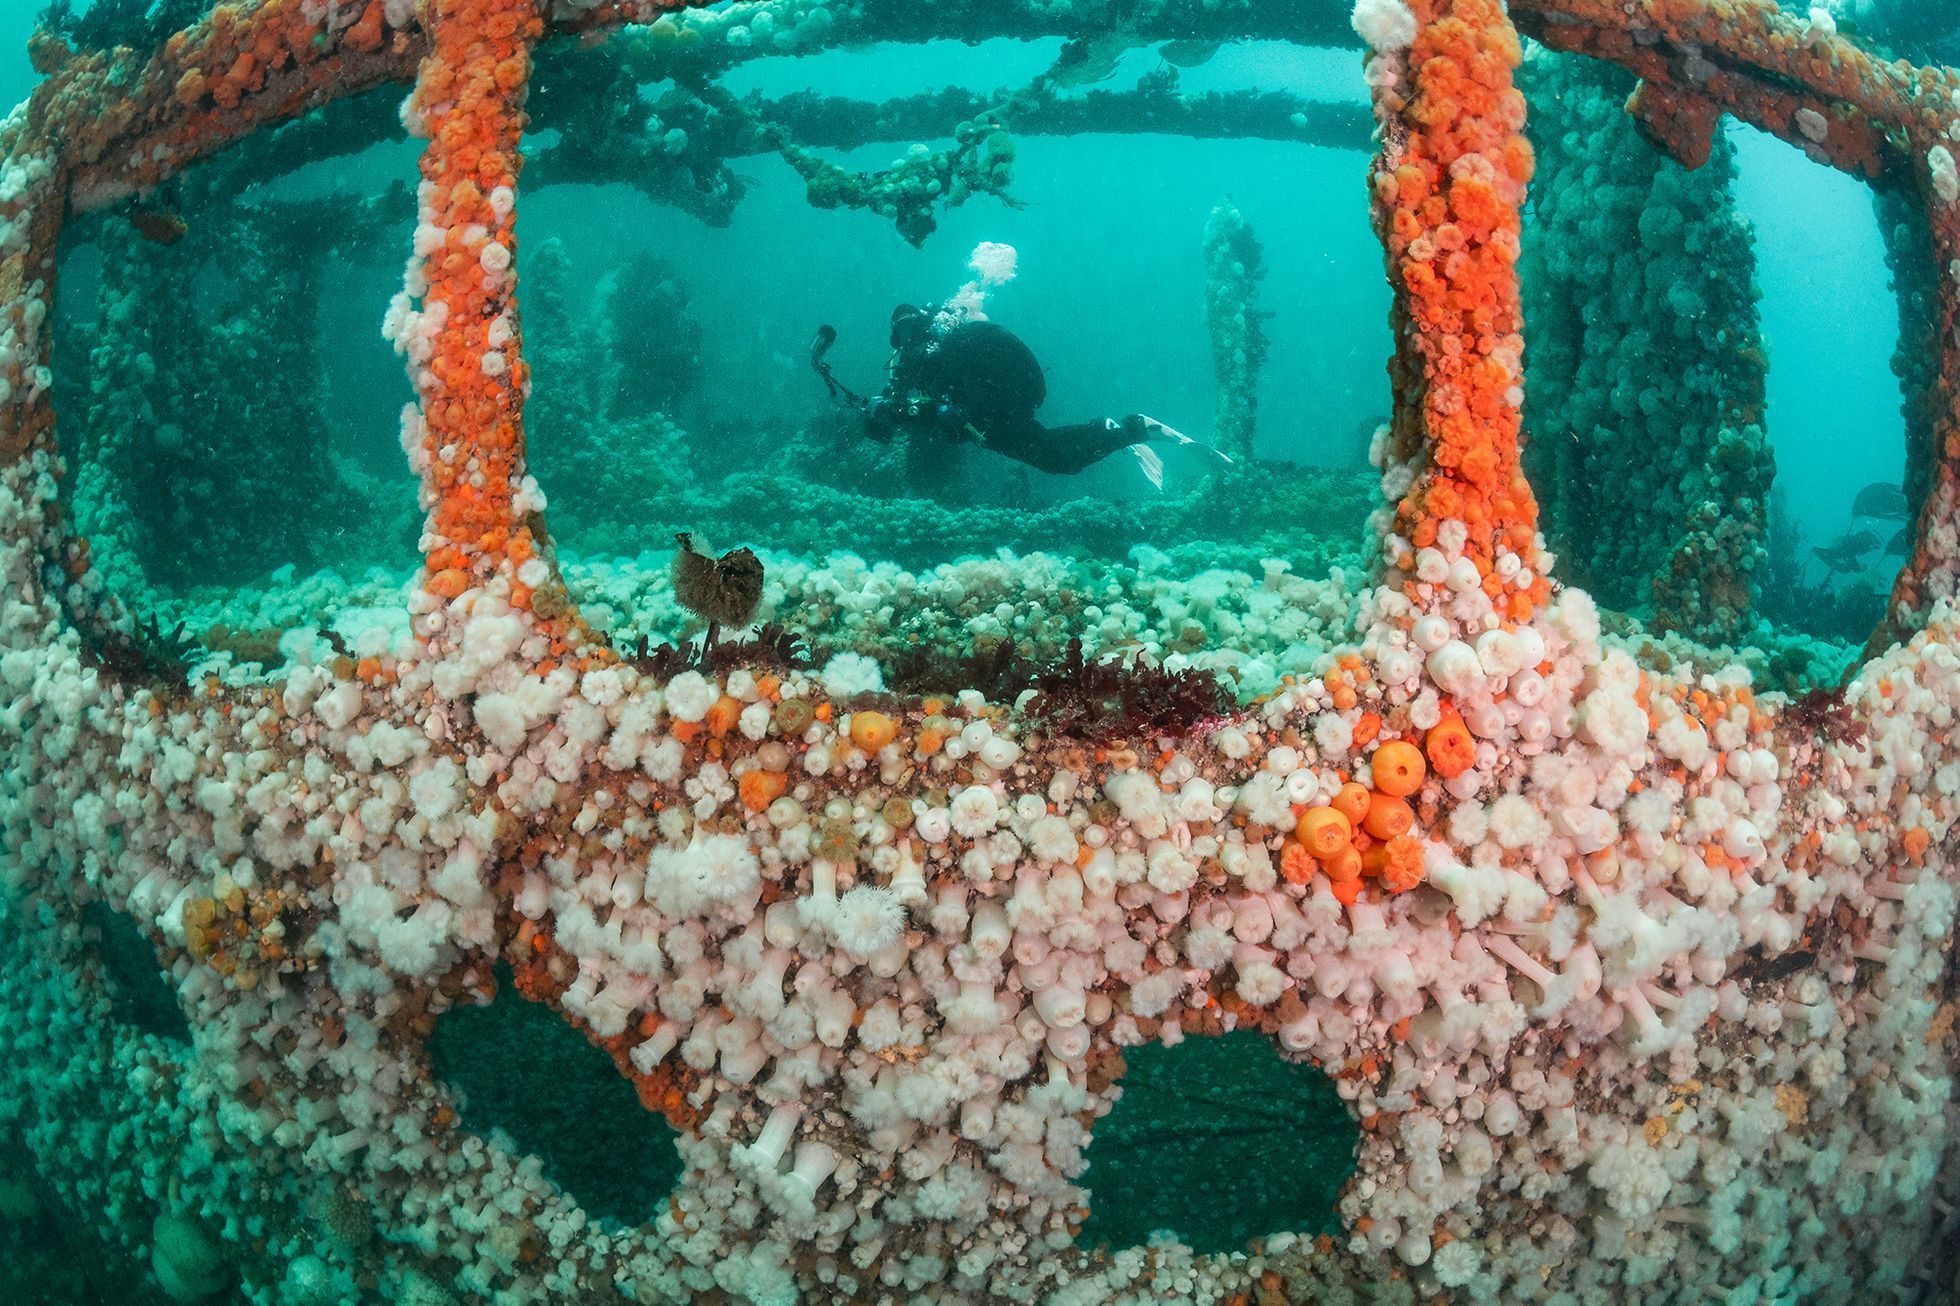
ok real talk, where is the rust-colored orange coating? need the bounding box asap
[55,1,430,212]
[511,935,702,1130]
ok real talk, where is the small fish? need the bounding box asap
[1051,34,1130,88]
[1158,39,1222,68]
[672,533,764,631]
[131,209,187,246]
[1886,526,1910,557]
[1850,481,1908,520]
[1812,529,1879,572]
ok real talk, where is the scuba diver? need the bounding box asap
[811,304,1231,487]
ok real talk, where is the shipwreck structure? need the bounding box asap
[0,0,1956,1302]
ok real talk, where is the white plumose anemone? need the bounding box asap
[832,885,906,957]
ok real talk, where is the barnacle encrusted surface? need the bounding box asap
[0,2,1956,1305]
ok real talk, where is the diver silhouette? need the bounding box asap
[811,305,1231,487]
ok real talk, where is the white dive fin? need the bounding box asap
[1130,442,1166,489]
[1137,415,1235,464]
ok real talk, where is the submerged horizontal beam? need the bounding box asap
[157,83,1371,231]
[850,0,1363,50]
[755,86,1375,155]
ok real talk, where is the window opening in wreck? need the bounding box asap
[429,965,685,1228]
[1732,125,1917,661]
[1074,1030,1357,1254]
[1518,51,1918,694]
[79,901,191,1044]
[516,35,1390,705]
[49,85,422,681]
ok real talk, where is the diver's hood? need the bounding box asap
[889,303,933,351]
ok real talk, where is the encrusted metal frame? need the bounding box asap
[0,0,1955,1300]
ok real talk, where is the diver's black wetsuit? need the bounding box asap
[867,315,1145,475]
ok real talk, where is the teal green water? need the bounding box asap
[23,5,1921,684]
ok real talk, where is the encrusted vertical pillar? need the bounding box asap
[1877,189,1939,519]
[1362,0,1549,624]
[1510,0,1960,649]
[1202,199,1266,466]
[395,0,549,622]
[1517,54,1773,644]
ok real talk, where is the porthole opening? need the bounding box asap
[80,902,189,1044]
[429,966,684,1228]
[1076,1031,1357,1255]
